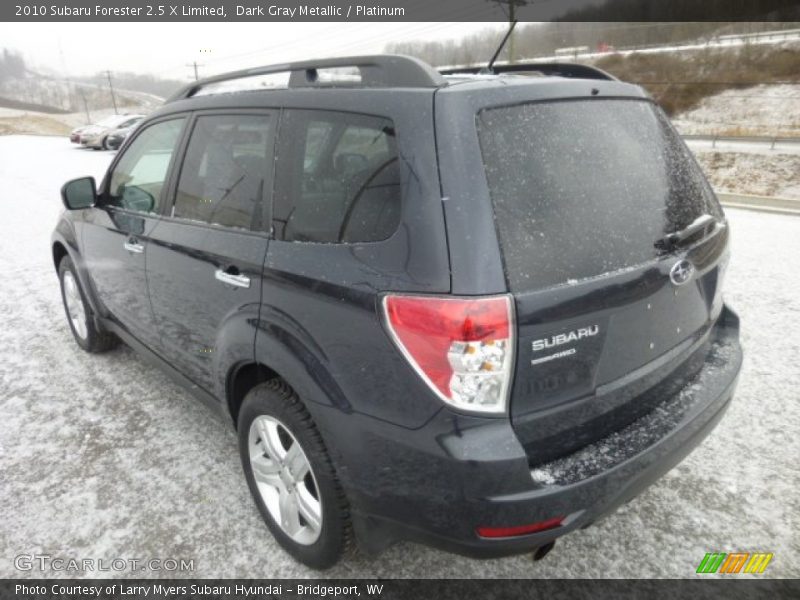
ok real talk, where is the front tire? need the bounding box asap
[58,256,118,353]
[238,380,351,569]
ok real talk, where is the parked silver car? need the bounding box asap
[79,114,145,150]
[105,121,140,150]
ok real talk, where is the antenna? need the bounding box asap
[487,20,518,73]
[488,0,531,63]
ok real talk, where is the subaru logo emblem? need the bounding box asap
[670,259,694,286]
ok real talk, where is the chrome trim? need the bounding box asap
[669,259,695,286]
[123,241,144,254]
[215,268,250,288]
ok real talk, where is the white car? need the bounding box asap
[70,116,129,146]
[78,114,145,150]
[69,125,90,144]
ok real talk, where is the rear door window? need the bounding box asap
[273,110,401,243]
[173,113,274,231]
[477,99,722,290]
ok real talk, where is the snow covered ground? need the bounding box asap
[693,152,800,200]
[672,84,800,138]
[672,83,800,199]
[0,136,798,579]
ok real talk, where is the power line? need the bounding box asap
[152,18,503,80]
[175,17,501,77]
[153,23,386,77]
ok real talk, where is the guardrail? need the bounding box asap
[683,134,800,149]
[521,28,800,63]
[717,191,800,216]
[715,28,800,43]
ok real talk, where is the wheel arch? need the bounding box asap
[226,322,353,430]
[226,361,279,428]
[51,230,103,317]
[52,240,69,271]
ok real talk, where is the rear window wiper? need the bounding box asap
[655,214,721,253]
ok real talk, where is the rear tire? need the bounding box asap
[101,136,108,150]
[238,379,351,569]
[58,256,118,353]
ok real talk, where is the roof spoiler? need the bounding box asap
[167,55,447,102]
[440,62,617,81]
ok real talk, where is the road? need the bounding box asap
[0,136,798,578]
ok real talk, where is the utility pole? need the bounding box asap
[489,0,531,63]
[78,87,91,123]
[186,61,203,81]
[104,70,118,114]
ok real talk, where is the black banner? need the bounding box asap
[3,0,800,22]
[3,580,800,600]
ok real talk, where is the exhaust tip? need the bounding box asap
[533,540,556,562]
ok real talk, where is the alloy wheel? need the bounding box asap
[248,415,322,545]
[62,271,88,340]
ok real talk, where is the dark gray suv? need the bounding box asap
[52,55,742,569]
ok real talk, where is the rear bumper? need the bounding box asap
[336,306,742,557]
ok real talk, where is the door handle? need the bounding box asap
[123,240,144,254]
[215,268,250,288]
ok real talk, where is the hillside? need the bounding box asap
[0,108,71,135]
[0,105,151,136]
[671,84,799,137]
[695,152,800,199]
[671,82,800,199]
[591,40,800,116]
[0,48,178,133]
[0,75,161,115]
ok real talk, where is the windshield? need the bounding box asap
[477,98,723,291]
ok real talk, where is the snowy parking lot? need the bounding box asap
[0,135,798,578]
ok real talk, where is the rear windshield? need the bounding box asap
[477,99,722,290]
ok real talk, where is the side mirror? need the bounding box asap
[121,185,155,213]
[61,177,97,210]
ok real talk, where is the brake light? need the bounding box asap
[476,516,564,539]
[382,295,514,414]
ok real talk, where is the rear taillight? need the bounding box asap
[382,294,514,414]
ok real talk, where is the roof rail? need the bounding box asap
[440,62,617,81]
[167,55,447,102]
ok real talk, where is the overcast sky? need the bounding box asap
[0,22,510,80]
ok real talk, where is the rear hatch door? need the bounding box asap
[477,98,729,464]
